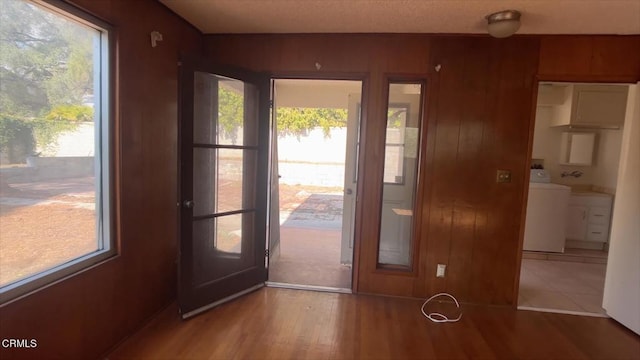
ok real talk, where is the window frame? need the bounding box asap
[0,0,115,304]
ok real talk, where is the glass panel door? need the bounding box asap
[179,58,269,318]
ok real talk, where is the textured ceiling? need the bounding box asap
[159,0,640,35]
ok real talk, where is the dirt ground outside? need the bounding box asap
[0,176,96,286]
[0,176,340,287]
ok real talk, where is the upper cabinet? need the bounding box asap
[560,132,596,166]
[569,85,628,128]
[540,83,629,129]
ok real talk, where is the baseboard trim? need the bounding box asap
[266,281,352,294]
[518,305,609,318]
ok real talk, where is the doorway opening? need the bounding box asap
[267,79,362,291]
[519,81,634,316]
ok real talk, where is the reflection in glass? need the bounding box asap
[193,148,256,216]
[215,214,245,254]
[193,72,258,146]
[384,106,408,184]
[378,83,423,267]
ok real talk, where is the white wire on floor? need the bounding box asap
[421,293,462,323]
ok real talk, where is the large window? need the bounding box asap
[0,0,112,302]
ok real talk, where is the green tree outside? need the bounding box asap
[218,86,348,142]
[276,107,347,138]
[0,0,95,160]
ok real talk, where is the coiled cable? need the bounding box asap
[421,292,462,323]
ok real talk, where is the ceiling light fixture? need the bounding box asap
[486,10,521,38]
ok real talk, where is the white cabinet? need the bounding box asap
[560,132,595,166]
[566,193,613,244]
[549,84,628,128]
[566,205,588,240]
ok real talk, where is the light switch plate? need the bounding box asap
[496,169,512,183]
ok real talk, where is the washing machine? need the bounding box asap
[523,170,571,253]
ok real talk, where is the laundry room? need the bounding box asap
[518,81,632,315]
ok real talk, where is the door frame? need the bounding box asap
[514,73,639,310]
[267,72,369,292]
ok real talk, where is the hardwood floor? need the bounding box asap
[108,287,640,360]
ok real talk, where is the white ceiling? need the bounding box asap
[275,79,362,108]
[159,0,640,35]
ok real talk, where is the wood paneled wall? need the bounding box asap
[419,38,539,304]
[0,1,202,359]
[205,34,639,305]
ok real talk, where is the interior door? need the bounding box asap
[178,56,270,318]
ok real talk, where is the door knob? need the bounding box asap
[183,200,195,209]
[346,188,353,195]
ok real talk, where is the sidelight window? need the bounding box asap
[377,82,424,268]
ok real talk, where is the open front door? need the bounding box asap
[178,56,270,318]
[340,96,361,264]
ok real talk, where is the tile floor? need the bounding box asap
[268,227,351,289]
[269,190,351,289]
[518,258,607,315]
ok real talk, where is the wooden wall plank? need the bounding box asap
[539,35,640,79]
[422,38,467,297]
[538,36,593,76]
[590,36,640,77]
[447,38,492,301]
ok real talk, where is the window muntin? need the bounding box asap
[0,0,112,302]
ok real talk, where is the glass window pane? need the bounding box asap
[193,73,258,146]
[384,106,408,184]
[192,212,256,286]
[378,83,423,267]
[215,214,243,254]
[193,148,256,216]
[0,0,106,288]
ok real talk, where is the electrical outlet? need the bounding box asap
[496,169,512,183]
[436,264,446,278]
